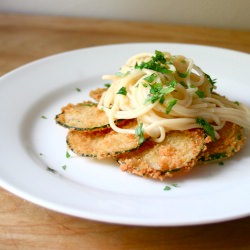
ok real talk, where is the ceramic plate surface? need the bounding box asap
[0,43,249,226]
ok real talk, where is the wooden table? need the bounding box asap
[0,13,249,250]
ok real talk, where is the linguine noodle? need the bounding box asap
[98,51,250,143]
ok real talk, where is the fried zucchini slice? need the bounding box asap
[89,87,107,102]
[117,129,208,180]
[55,101,118,131]
[66,120,142,159]
[198,122,246,163]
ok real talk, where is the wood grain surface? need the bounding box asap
[0,13,249,250]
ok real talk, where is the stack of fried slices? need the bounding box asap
[55,88,246,180]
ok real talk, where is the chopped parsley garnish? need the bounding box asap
[76,88,81,92]
[195,90,205,98]
[136,61,172,74]
[234,101,240,106]
[179,81,188,88]
[66,151,71,158]
[218,161,224,166]
[145,81,176,104]
[135,50,172,74]
[164,185,171,191]
[164,183,179,191]
[116,87,127,96]
[104,83,111,88]
[205,73,217,92]
[171,183,179,187]
[135,123,145,145]
[144,73,158,83]
[196,117,216,141]
[166,99,177,114]
[41,115,47,119]
[62,165,67,170]
[152,50,167,63]
[177,70,189,78]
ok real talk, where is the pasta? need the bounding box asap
[98,50,250,143]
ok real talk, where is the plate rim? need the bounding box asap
[0,42,249,226]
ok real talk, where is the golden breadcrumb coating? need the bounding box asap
[199,122,246,162]
[89,88,107,102]
[117,129,210,180]
[67,120,141,159]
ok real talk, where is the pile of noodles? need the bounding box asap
[98,50,250,142]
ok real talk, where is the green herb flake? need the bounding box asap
[171,183,179,187]
[41,115,47,119]
[160,86,176,95]
[218,162,224,166]
[135,123,145,145]
[136,62,172,74]
[164,183,179,191]
[66,151,71,158]
[196,117,216,141]
[234,101,240,106]
[177,70,189,78]
[76,88,81,92]
[104,83,111,88]
[135,50,172,74]
[195,90,205,98]
[205,73,217,92]
[116,87,127,96]
[145,82,176,105]
[144,73,158,83]
[62,165,67,170]
[152,50,166,63]
[166,99,177,114]
[159,95,165,104]
[164,185,171,191]
[179,81,188,88]
[168,80,177,88]
[205,73,217,86]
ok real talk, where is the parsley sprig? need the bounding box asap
[135,123,145,145]
[196,117,216,141]
[116,87,127,96]
[145,80,177,105]
[143,73,158,83]
[205,73,217,92]
[195,90,205,98]
[177,70,190,78]
[166,99,177,114]
[135,50,172,74]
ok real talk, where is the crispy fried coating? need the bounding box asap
[198,122,246,163]
[55,101,123,131]
[117,129,208,180]
[67,120,141,159]
[56,87,248,180]
[89,88,107,102]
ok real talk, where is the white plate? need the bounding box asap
[0,43,249,226]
